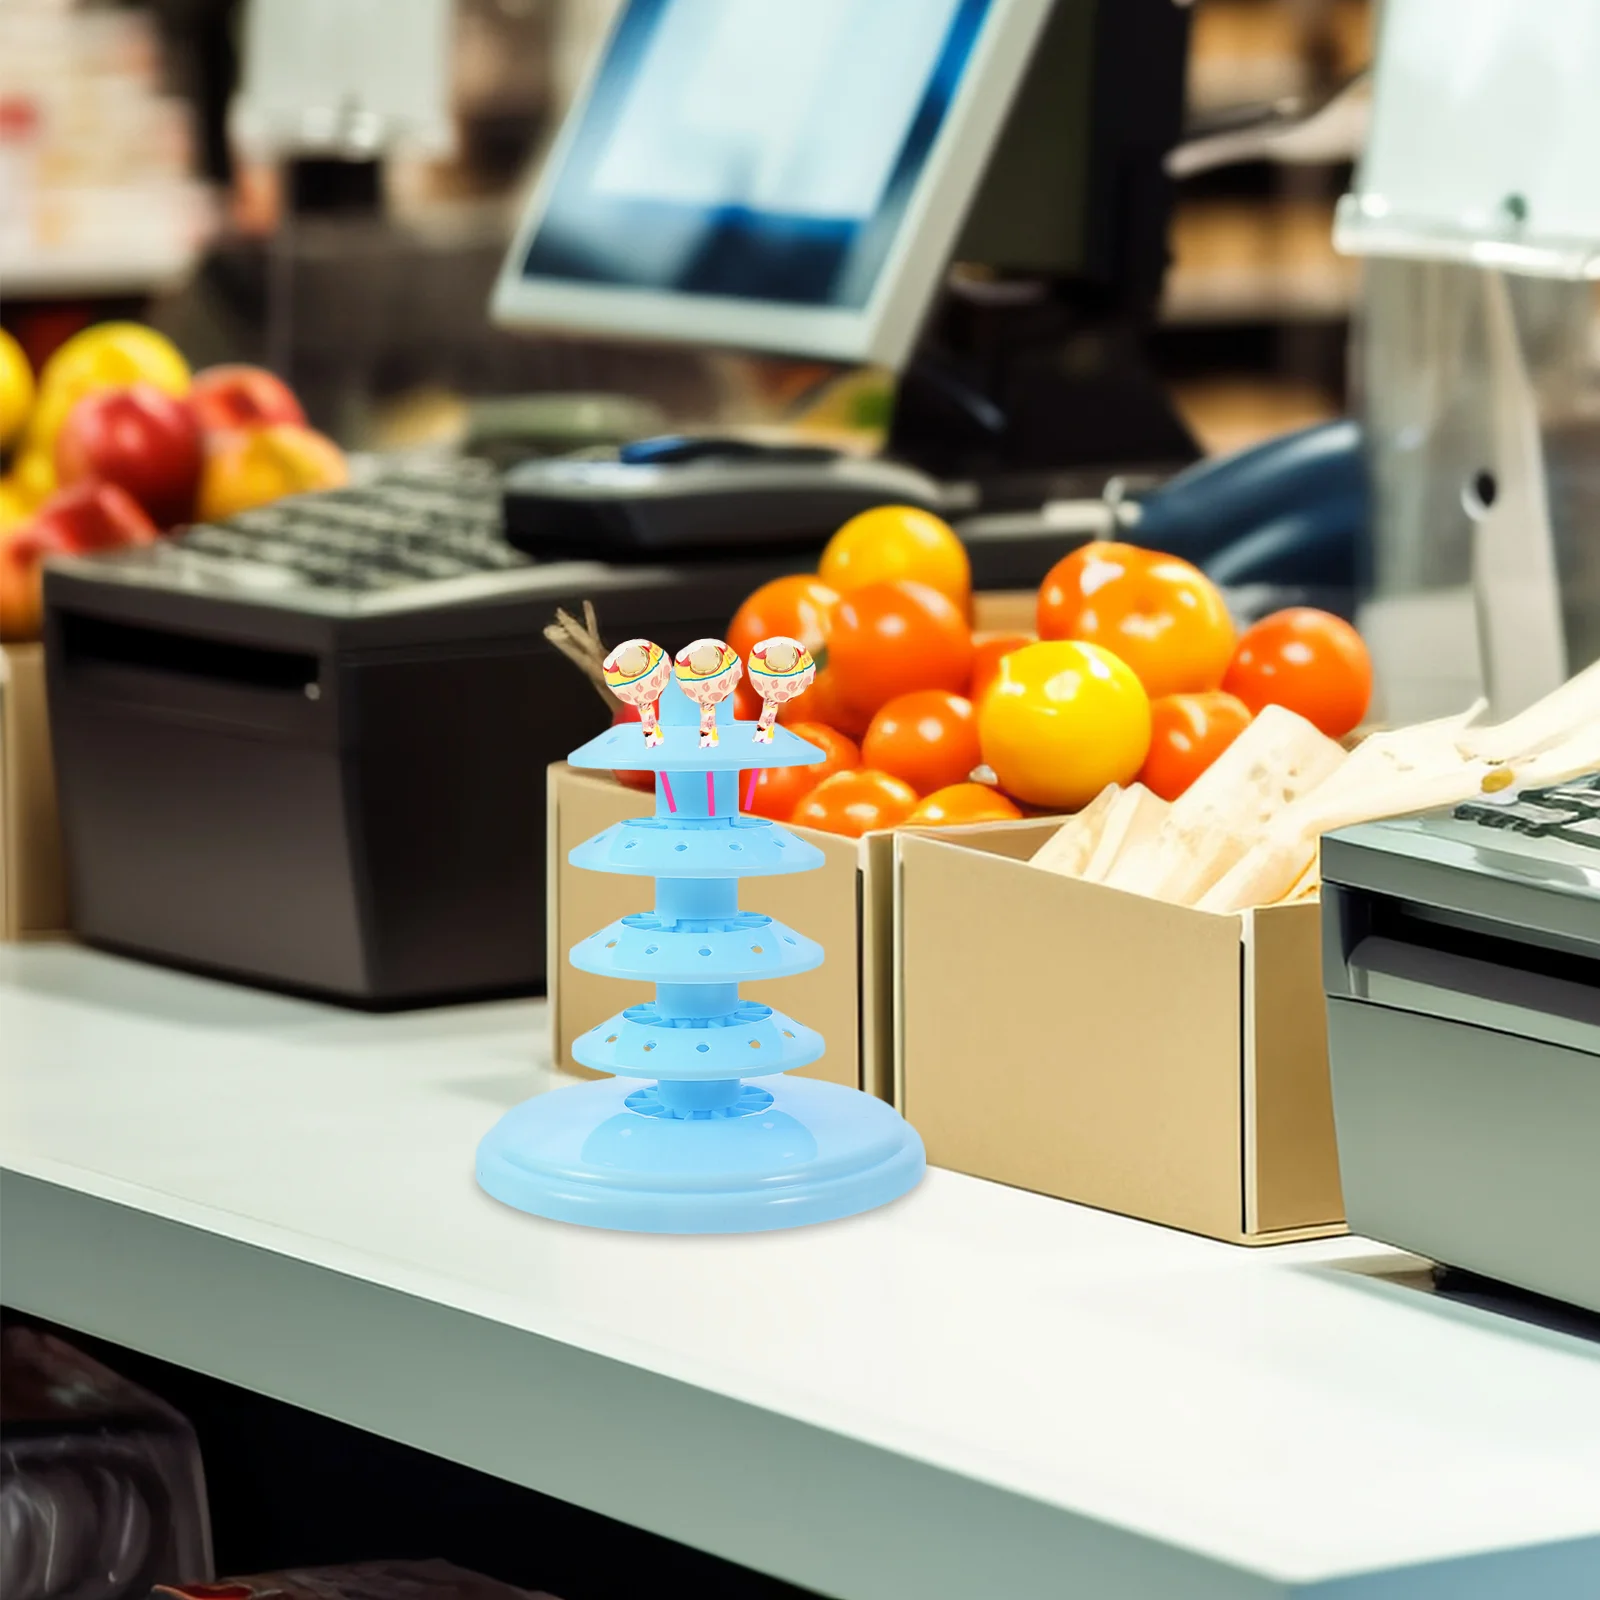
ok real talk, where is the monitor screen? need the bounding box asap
[493,0,1052,367]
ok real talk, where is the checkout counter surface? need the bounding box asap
[3,942,1600,1599]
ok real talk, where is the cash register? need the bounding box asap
[44,0,1331,1006]
[1322,776,1600,1315]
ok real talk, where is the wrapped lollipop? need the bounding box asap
[602,638,671,746]
[746,636,816,742]
[673,638,742,747]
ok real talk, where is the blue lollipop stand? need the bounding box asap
[476,676,925,1232]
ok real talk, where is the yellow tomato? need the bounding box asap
[0,328,34,449]
[978,640,1152,810]
[29,322,190,454]
[819,504,970,611]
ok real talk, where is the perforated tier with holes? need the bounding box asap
[475,677,924,1233]
[572,1002,823,1080]
[569,814,824,878]
[570,912,823,984]
[568,717,828,773]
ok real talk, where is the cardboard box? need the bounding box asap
[550,764,898,1095]
[895,823,1344,1245]
[0,643,68,939]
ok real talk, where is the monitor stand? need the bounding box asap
[887,277,1200,511]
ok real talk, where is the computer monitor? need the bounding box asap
[490,0,1055,370]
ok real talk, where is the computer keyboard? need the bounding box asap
[177,457,529,593]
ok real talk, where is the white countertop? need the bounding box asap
[3,943,1599,1599]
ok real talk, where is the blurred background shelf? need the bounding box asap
[1151,0,1372,455]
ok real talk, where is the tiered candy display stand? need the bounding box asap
[476,677,925,1232]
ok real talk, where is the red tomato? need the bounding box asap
[1223,608,1372,739]
[791,768,918,837]
[827,579,974,720]
[727,573,838,663]
[905,783,1023,826]
[1037,541,1235,699]
[1137,691,1253,801]
[968,632,1034,707]
[861,689,981,795]
[742,722,859,820]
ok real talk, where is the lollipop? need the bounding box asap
[674,638,742,747]
[746,636,816,742]
[602,638,671,747]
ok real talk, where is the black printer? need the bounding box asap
[41,460,837,1006]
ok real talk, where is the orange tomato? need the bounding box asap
[727,573,838,664]
[819,504,970,611]
[1037,541,1236,699]
[742,722,859,820]
[828,579,974,720]
[1138,691,1253,801]
[969,632,1034,707]
[791,768,918,837]
[905,782,1023,826]
[978,639,1152,811]
[861,689,980,795]
[1222,608,1372,738]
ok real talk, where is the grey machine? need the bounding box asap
[1321,775,1600,1313]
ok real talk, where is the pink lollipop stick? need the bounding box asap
[743,769,757,811]
[660,772,677,813]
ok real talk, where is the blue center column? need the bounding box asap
[476,677,925,1233]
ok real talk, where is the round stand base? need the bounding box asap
[476,1074,925,1234]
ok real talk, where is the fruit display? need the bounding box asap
[0,322,337,643]
[699,499,1380,835]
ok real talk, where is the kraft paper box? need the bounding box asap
[1,643,68,939]
[894,823,1345,1245]
[550,763,898,1097]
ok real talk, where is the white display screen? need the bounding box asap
[591,0,962,221]
[519,0,992,309]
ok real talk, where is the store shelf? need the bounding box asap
[0,247,202,300]
[4,943,1600,1599]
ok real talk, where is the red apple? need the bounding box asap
[0,525,68,642]
[55,383,203,529]
[31,481,160,555]
[189,364,306,435]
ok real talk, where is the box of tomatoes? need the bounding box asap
[894,542,1382,1246]
[548,507,1055,1096]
